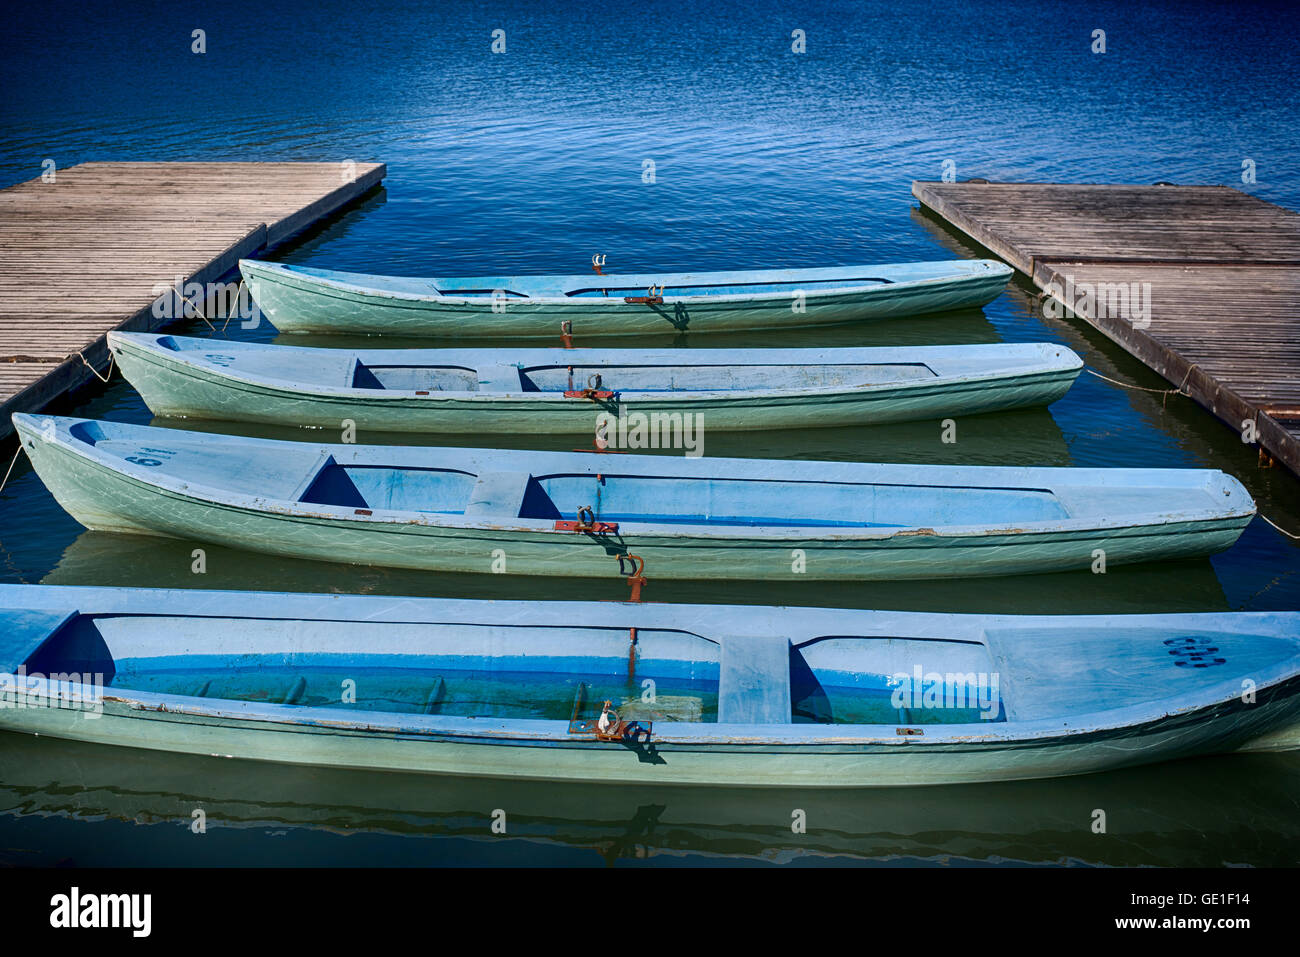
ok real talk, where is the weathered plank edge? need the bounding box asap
[1031,260,1300,474]
[911,180,1300,476]
[912,182,1036,274]
[0,162,388,442]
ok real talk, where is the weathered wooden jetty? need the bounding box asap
[0,161,385,440]
[913,181,1300,476]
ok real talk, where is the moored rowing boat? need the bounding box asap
[1,584,1296,787]
[13,414,1255,582]
[239,258,1015,337]
[107,332,1083,433]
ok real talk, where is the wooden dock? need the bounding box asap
[0,161,385,440]
[912,181,1300,475]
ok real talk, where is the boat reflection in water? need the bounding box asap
[0,731,1295,867]
[44,528,1233,616]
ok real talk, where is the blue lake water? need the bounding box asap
[1,0,1299,866]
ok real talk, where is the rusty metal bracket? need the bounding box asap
[564,372,616,400]
[560,320,574,349]
[591,253,607,276]
[624,283,664,305]
[621,553,647,602]
[568,698,653,743]
[555,505,619,535]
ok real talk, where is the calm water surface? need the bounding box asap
[1,0,1299,866]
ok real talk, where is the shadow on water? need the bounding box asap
[43,529,1232,615]
[0,731,1295,867]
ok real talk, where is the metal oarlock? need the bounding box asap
[560,320,574,349]
[573,412,627,455]
[564,372,615,400]
[591,253,606,276]
[624,283,664,305]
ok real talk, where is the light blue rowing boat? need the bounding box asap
[239,257,1014,337]
[1,584,1296,786]
[107,332,1082,433]
[13,414,1255,581]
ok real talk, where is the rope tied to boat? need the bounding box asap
[1084,363,1199,408]
[73,349,115,383]
[0,443,26,496]
[220,279,246,334]
[1258,513,1300,540]
[174,288,217,332]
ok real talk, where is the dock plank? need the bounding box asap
[0,161,385,439]
[912,181,1300,476]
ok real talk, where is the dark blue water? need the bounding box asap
[2,0,1299,866]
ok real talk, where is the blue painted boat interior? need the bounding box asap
[351,362,940,393]
[10,610,1007,726]
[511,363,938,393]
[352,365,482,391]
[256,259,999,301]
[301,464,477,513]
[298,465,1070,527]
[541,476,1067,527]
[561,277,892,298]
[147,336,947,393]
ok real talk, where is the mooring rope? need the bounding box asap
[74,350,115,383]
[178,289,217,332]
[0,444,24,496]
[1085,368,1181,396]
[1085,363,1199,408]
[220,279,246,334]
[1259,513,1300,540]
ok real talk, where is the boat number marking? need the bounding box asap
[125,446,177,467]
[1163,636,1226,668]
[204,354,236,366]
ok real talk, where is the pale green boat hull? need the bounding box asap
[3,586,1296,788]
[109,334,1082,434]
[241,258,1015,338]
[5,693,1297,787]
